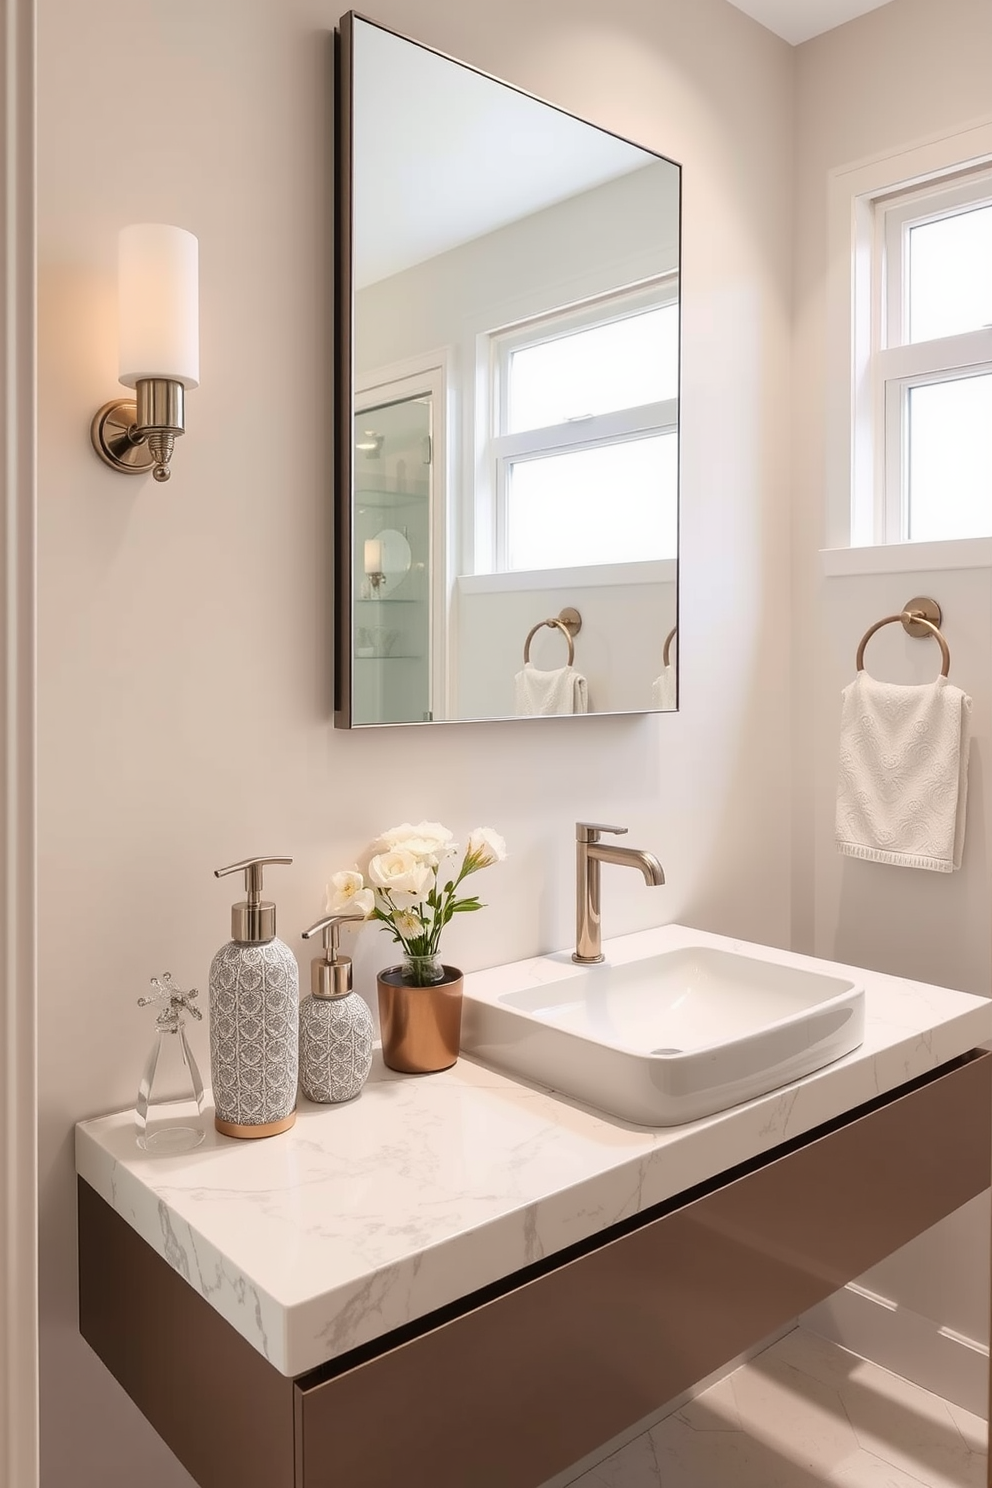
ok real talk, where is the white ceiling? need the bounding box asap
[725,0,894,45]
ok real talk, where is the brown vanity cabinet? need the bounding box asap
[79,1050,992,1488]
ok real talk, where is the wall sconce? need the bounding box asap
[91,223,199,484]
[364,537,386,593]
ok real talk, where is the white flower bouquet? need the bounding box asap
[328,821,507,986]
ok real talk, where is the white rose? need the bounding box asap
[465,827,507,869]
[368,848,434,898]
[377,822,418,849]
[326,871,375,918]
[378,820,457,865]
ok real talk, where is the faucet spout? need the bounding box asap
[587,844,665,886]
[573,822,665,964]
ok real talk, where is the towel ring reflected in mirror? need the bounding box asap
[855,596,950,679]
[662,625,677,668]
[523,607,582,667]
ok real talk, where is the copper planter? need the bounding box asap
[376,965,463,1073]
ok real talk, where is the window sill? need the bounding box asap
[458,560,676,594]
[820,538,992,577]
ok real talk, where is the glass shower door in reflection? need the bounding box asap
[352,385,434,725]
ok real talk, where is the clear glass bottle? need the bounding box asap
[135,973,206,1153]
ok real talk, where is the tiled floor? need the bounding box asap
[567,1329,988,1488]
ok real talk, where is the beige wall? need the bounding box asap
[792,0,992,1394]
[38,0,793,1483]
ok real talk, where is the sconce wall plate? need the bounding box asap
[91,399,156,474]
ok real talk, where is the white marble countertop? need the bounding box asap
[75,925,992,1378]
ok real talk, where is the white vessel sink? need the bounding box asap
[461,927,865,1126]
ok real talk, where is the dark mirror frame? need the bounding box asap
[334,11,357,729]
[334,11,681,729]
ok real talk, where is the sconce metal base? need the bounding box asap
[91,380,184,482]
[91,398,158,476]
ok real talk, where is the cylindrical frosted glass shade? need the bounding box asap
[118,224,199,390]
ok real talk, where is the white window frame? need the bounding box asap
[478,276,678,574]
[825,119,992,564]
[874,171,992,543]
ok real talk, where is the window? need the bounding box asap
[862,169,992,545]
[482,282,679,572]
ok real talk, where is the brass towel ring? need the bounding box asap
[662,625,677,668]
[856,596,950,679]
[523,607,582,667]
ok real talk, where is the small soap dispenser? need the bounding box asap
[299,913,374,1103]
[209,856,299,1138]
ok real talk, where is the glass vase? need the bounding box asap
[401,952,445,987]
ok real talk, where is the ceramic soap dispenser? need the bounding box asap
[299,913,374,1103]
[209,856,299,1138]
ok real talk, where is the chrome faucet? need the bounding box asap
[573,822,665,964]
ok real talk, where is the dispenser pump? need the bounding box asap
[215,856,293,943]
[301,912,366,998]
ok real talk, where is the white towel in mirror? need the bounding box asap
[651,665,676,710]
[835,673,972,872]
[514,663,588,716]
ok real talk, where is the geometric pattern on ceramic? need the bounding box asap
[299,992,374,1103]
[208,938,299,1127]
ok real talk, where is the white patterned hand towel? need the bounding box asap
[514,663,588,716]
[835,673,972,872]
[651,665,676,710]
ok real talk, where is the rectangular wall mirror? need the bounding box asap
[335,13,681,727]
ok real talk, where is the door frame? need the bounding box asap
[0,0,39,1485]
[356,351,451,720]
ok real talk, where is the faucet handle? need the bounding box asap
[576,822,628,843]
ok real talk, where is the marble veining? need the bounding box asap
[564,1327,987,1488]
[75,924,992,1377]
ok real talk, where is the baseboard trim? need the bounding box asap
[801,1285,989,1419]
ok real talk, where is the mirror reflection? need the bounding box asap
[338,14,680,726]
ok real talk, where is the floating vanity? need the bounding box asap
[76,926,992,1488]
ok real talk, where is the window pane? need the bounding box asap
[907,374,992,541]
[506,434,677,570]
[909,205,992,343]
[507,305,678,433]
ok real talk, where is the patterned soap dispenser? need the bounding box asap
[209,856,299,1139]
[299,913,374,1103]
